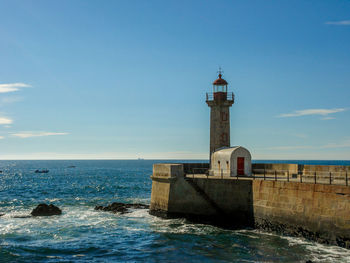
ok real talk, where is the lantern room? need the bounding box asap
[210,70,232,101]
[212,72,228,93]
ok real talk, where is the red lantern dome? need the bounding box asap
[213,73,228,86]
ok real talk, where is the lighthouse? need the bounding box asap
[206,70,234,159]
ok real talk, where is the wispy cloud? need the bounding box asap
[0,83,31,93]
[266,145,313,151]
[325,20,350,26]
[0,96,23,107]
[0,136,4,139]
[320,139,350,149]
[278,108,346,118]
[0,117,13,125]
[321,116,335,120]
[266,139,350,151]
[12,131,69,138]
[292,133,307,138]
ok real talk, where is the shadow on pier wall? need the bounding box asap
[167,177,255,229]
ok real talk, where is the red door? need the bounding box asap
[237,157,245,175]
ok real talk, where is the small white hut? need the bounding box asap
[209,146,252,177]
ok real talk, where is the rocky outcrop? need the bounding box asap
[0,213,4,217]
[31,204,62,216]
[95,202,149,214]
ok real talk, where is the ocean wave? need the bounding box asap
[2,160,350,262]
[284,236,350,262]
[249,230,350,262]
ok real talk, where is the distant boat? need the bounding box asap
[67,166,76,168]
[35,169,49,174]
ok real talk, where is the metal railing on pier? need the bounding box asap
[185,168,349,186]
[251,169,349,186]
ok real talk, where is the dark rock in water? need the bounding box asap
[305,260,313,263]
[13,215,31,218]
[31,204,62,216]
[35,169,49,174]
[95,203,128,214]
[95,202,149,214]
[0,213,4,217]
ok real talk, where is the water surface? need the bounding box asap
[0,160,349,262]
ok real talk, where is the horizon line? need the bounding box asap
[0,158,349,161]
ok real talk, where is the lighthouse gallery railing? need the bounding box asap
[206,92,234,102]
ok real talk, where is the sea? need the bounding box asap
[1,160,350,263]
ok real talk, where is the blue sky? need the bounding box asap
[0,0,349,160]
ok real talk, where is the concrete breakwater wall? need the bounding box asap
[253,163,350,178]
[253,180,350,248]
[150,163,350,248]
[151,167,254,226]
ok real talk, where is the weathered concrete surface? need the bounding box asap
[207,100,233,157]
[183,163,209,174]
[302,164,350,173]
[150,163,254,227]
[151,176,254,227]
[152,163,183,178]
[252,163,298,174]
[149,177,172,216]
[149,164,181,216]
[253,180,350,248]
[150,163,218,220]
[150,163,350,248]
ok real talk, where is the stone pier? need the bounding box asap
[150,163,350,248]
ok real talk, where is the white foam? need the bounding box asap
[234,229,350,262]
[44,198,61,202]
[273,233,350,262]
[46,256,62,259]
[147,215,224,235]
[123,209,150,218]
[0,206,118,239]
[123,226,145,232]
[124,197,150,204]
